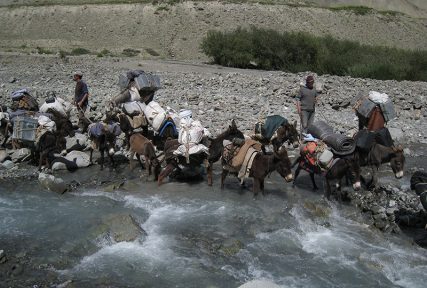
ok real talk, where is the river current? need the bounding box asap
[1,165,427,287]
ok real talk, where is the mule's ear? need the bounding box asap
[293,120,297,128]
[231,119,237,129]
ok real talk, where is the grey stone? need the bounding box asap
[1,160,14,169]
[388,127,404,141]
[11,148,31,163]
[38,173,68,194]
[101,213,146,242]
[0,250,6,264]
[371,205,386,214]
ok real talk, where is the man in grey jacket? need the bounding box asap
[296,75,318,135]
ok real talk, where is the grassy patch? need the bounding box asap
[201,26,427,81]
[328,6,373,15]
[36,46,54,54]
[97,49,112,57]
[122,48,140,57]
[145,48,160,56]
[70,47,91,55]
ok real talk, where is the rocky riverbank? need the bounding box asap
[0,53,426,242]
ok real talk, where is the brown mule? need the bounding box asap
[129,133,160,180]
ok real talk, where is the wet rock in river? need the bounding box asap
[99,213,147,243]
[38,173,68,194]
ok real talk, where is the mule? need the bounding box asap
[251,118,299,151]
[157,138,209,185]
[129,133,161,180]
[205,119,245,186]
[356,143,405,188]
[292,155,361,200]
[88,122,120,170]
[221,146,293,197]
[37,118,75,171]
[0,114,12,148]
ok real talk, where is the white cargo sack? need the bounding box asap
[122,101,146,116]
[129,87,141,102]
[144,101,166,131]
[38,115,56,132]
[40,97,72,117]
[368,91,389,104]
[178,119,205,145]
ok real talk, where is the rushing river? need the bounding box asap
[1,165,427,288]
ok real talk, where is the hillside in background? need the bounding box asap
[0,1,425,61]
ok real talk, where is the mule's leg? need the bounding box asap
[206,159,213,186]
[291,156,301,168]
[158,163,175,186]
[220,169,229,189]
[337,178,343,203]
[129,150,136,170]
[253,178,260,197]
[260,178,265,195]
[310,173,318,191]
[136,154,145,169]
[145,155,152,176]
[293,165,302,188]
[325,178,332,200]
[89,149,94,164]
[100,149,104,171]
[371,166,379,189]
[109,152,115,170]
[38,150,48,171]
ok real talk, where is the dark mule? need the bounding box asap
[356,143,405,188]
[292,155,361,200]
[221,146,293,197]
[37,118,76,171]
[0,113,12,148]
[157,138,209,185]
[129,133,161,180]
[251,119,299,151]
[113,112,148,149]
[88,122,120,170]
[147,119,178,151]
[205,119,245,186]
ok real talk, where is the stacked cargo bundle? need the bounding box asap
[354,91,396,131]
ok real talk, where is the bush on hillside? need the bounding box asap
[200,26,427,81]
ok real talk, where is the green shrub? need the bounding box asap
[122,48,140,57]
[329,6,373,15]
[97,49,112,57]
[36,46,53,54]
[200,26,427,81]
[70,47,91,55]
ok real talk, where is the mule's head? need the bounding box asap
[391,145,405,179]
[276,121,299,149]
[59,119,75,137]
[346,155,361,191]
[227,119,244,141]
[104,130,117,156]
[274,146,293,182]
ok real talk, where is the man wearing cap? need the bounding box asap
[73,71,89,112]
[296,75,318,135]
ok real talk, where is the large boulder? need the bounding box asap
[65,132,88,151]
[11,148,31,163]
[0,149,10,163]
[95,214,147,243]
[38,172,67,194]
[51,150,91,171]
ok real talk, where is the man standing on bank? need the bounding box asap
[73,71,89,116]
[296,75,318,136]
